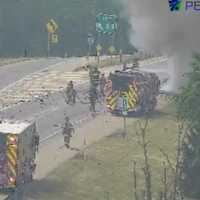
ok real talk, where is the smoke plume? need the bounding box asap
[119,0,200,90]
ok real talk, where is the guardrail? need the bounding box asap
[139,56,168,66]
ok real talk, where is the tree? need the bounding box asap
[0,0,134,57]
[175,54,200,198]
[136,118,152,200]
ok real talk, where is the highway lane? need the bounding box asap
[0,57,120,144]
[0,57,172,200]
[0,60,172,142]
[0,86,94,140]
[0,58,67,90]
[0,57,96,200]
[0,56,171,140]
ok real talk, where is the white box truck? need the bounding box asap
[0,120,39,191]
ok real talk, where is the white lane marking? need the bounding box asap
[39,112,99,144]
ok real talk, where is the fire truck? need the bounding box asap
[0,120,39,192]
[104,68,160,115]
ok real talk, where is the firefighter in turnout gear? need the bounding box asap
[88,65,101,112]
[62,116,75,149]
[89,65,100,87]
[66,81,76,104]
[100,73,106,97]
[89,85,98,112]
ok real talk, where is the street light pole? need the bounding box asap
[87,33,94,58]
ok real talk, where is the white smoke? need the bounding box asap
[119,0,200,91]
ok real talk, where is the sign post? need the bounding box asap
[46,19,58,57]
[96,44,102,64]
[122,95,128,138]
[87,33,94,58]
[47,33,50,57]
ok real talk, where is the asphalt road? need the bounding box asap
[1,85,96,140]
[0,57,171,200]
[0,57,99,200]
[0,57,103,141]
[0,59,171,143]
[0,58,68,90]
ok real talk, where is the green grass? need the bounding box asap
[26,105,179,200]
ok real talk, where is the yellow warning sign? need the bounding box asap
[46,19,58,33]
[46,23,54,33]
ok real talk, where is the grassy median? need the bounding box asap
[26,102,178,200]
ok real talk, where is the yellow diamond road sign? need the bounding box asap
[46,23,54,33]
[46,19,58,33]
[50,19,58,31]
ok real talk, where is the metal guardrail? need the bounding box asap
[139,56,168,66]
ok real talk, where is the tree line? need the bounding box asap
[0,0,134,57]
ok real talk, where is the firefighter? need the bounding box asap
[99,73,106,97]
[72,87,77,104]
[89,86,98,112]
[88,65,100,112]
[66,81,76,104]
[62,116,75,149]
[89,65,100,88]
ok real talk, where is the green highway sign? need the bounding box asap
[96,13,118,35]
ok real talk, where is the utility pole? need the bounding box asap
[47,33,51,57]
[87,33,94,58]
[46,19,58,57]
[96,44,102,64]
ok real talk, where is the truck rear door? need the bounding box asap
[0,134,17,189]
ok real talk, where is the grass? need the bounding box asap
[26,104,179,200]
